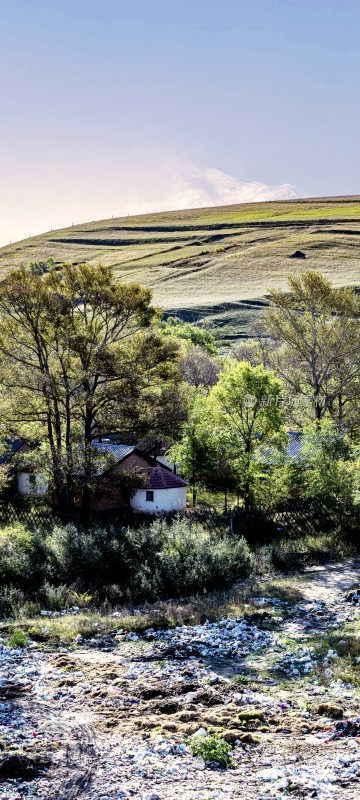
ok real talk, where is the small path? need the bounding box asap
[300,559,360,602]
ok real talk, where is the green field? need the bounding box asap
[1,196,359,336]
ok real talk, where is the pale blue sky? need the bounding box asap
[0,0,359,244]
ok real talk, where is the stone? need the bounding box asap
[317,703,344,719]
[192,727,207,737]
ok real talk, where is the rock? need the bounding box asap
[192,727,207,737]
[258,766,286,781]
[223,729,243,744]
[277,777,290,790]
[0,753,50,779]
[317,703,344,719]
[183,691,198,703]
[289,250,306,259]
[239,732,260,744]
[323,667,334,679]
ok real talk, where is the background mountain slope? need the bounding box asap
[1,196,359,337]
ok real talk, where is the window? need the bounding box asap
[29,474,36,486]
[146,490,154,502]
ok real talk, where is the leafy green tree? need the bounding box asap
[135,383,189,458]
[301,421,356,510]
[160,316,218,355]
[209,361,286,509]
[168,391,216,506]
[266,271,360,429]
[0,263,178,518]
[206,431,242,511]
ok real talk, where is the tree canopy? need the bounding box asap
[159,316,218,355]
[0,263,179,517]
[266,271,360,429]
[209,361,286,508]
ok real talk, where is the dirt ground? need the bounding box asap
[2,560,360,799]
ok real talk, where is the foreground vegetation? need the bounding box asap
[0,513,358,637]
[0,517,253,618]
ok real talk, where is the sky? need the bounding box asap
[0,0,359,245]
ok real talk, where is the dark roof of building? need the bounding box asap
[143,465,188,490]
[0,439,24,465]
[92,441,136,462]
[286,431,304,460]
[92,439,175,477]
[258,431,306,466]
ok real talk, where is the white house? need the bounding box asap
[17,472,48,496]
[130,465,187,513]
[1,436,188,514]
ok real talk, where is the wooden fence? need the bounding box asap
[0,498,358,540]
[186,497,360,540]
[0,503,61,527]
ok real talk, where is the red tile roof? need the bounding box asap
[143,466,188,490]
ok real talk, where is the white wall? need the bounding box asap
[130,487,186,513]
[17,472,48,496]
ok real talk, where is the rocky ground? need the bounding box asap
[1,562,360,800]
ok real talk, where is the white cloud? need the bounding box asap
[0,160,297,247]
[126,165,297,215]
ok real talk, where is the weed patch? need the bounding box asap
[190,734,234,768]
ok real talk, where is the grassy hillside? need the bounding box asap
[1,196,359,337]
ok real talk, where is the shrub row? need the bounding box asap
[0,517,253,615]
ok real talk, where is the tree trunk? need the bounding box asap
[81,403,93,521]
[244,447,251,511]
[192,485,197,508]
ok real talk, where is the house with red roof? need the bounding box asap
[0,438,188,514]
[90,440,187,512]
[129,465,188,513]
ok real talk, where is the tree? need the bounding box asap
[168,391,216,507]
[180,346,221,389]
[135,382,189,458]
[205,430,242,512]
[266,271,360,429]
[160,316,218,355]
[0,263,179,518]
[300,420,355,507]
[209,361,286,509]
[232,339,262,367]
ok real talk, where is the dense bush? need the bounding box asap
[0,586,25,618]
[0,524,48,590]
[127,517,253,599]
[0,517,253,614]
[48,517,253,601]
